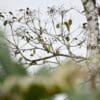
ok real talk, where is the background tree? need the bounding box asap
[0,0,100,89]
[0,0,100,100]
[81,0,100,89]
[0,5,86,67]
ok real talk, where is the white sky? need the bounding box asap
[0,0,83,11]
[0,0,99,68]
[0,0,87,59]
[0,0,86,69]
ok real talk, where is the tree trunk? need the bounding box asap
[81,0,100,57]
[81,0,100,89]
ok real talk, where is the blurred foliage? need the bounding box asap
[0,30,27,82]
[0,30,100,100]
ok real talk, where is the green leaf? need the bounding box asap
[64,19,72,32]
[0,14,4,18]
[26,37,30,43]
[64,22,70,31]
[68,19,72,26]
[65,36,70,41]
[56,23,60,28]
[9,11,13,15]
[3,20,8,26]
[23,84,46,100]
[32,49,36,54]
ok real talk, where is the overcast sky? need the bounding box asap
[0,0,89,57]
[0,0,83,11]
[0,0,100,70]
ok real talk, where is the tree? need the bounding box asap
[0,0,100,99]
[0,0,100,89]
[81,0,100,89]
[0,5,86,67]
[0,30,99,100]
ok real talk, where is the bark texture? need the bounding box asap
[82,0,99,57]
[81,0,100,89]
